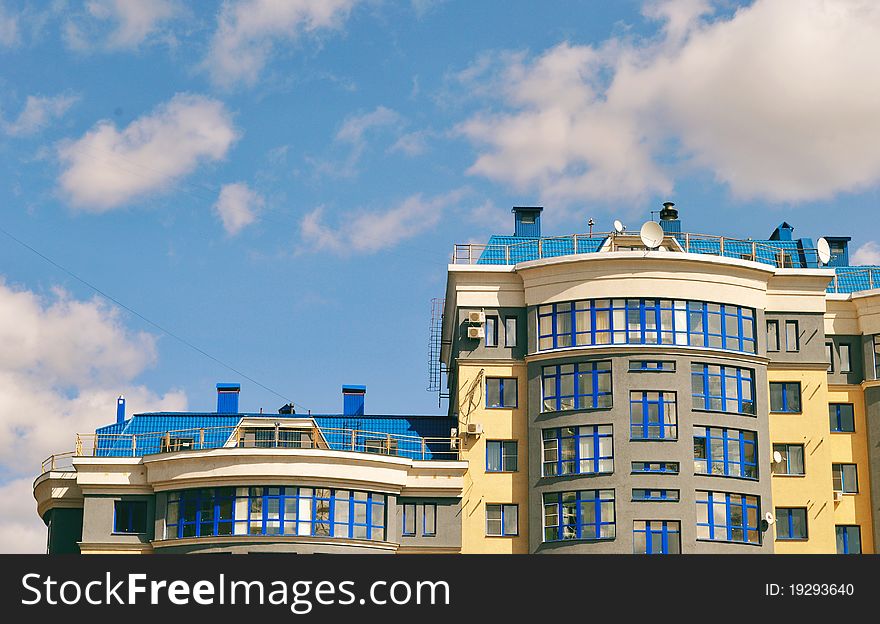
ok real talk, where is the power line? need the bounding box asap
[0,224,309,412]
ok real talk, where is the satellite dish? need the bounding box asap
[817,237,831,265]
[772,451,783,464]
[613,220,625,234]
[639,221,664,249]
[764,511,775,525]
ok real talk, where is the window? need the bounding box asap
[632,489,679,502]
[364,437,398,455]
[767,320,780,352]
[486,440,518,472]
[239,428,314,449]
[542,425,613,477]
[772,444,805,476]
[874,335,880,380]
[504,317,517,348]
[836,525,862,554]
[696,490,761,545]
[694,427,758,479]
[629,360,675,372]
[166,487,386,541]
[634,520,680,554]
[536,298,756,353]
[543,490,615,542]
[485,316,498,347]
[839,343,852,373]
[402,503,436,537]
[402,503,416,536]
[486,504,517,536]
[770,382,801,413]
[776,508,808,540]
[113,500,148,534]
[542,361,612,412]
[630,391,677,440]
[424,504,436,537]
[830,404,855,433]
[784,320,799,352]
[691,363,756,415]
[832,464,858,493]
[826,342,834,372]
[486,377,517,408]
[631,461,679,474]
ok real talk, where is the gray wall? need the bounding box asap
[526,352,774,554]
[862,335,878,382]
[81,494,156,546]
[765,312,826,366]
[826,335,865,385]
[393,498,461,549]
[453,306,528,362]
[864,387,880,550]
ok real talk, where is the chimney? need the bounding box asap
[659,201,681,234]
[278,403,296,415]
[512,206,543,238]
[116,395,126,424]
[822,236,852,267]
[769,222,794,242]
[342,385,366,416]
[217,383,241,414]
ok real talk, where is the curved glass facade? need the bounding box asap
[537,298,757,354]
[165,487,386,541]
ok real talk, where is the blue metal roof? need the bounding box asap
[830,266,880,293]
[477,235,606,264]
[92,412,455,460]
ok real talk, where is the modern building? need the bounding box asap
[35,201,880,555]
[35,385,465,554]
[440,203,880,554]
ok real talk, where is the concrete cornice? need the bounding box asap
[525,345,770,366]
[151,535,398,552]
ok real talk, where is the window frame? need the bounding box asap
[486,440,518,473]
[832,463,859,494]
[629,360,676,372]
[629,390,678,440]
[632,489,679,502]
[504,316,517,348]
[486,377,518,409]
[691,363,756,416]
[767,320,780,352]
[839,343,852,374]
[836,525,862,554]
[423,504,437,537]
[695,490,761,545]
[829,403,856,433]
[541,361,612,412]
[631,461,679,475]
[769,382,802,413]
[771,443,805,476]
[541,425,613,477]
[485,503,518,537]
[402,503,417,536]
[113,500,148,535]
[784,320,799,352]
[633,520,681,554]
[694,426,759,480]
[826,342,834,373]
[542,490,616,543]
[484,315,498,347]
[775,507,808,541]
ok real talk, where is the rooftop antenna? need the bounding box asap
[613,219,625,235]
[817,237,831,266]
[639,220,664,250]
[588,218,594,237]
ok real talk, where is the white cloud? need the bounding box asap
[389,130,430,156]
[2,94,78,137]
[0,1,19,47]
[851,241,880,266]
[301,190,467,254]
[457,0,880,204]
[310,106,402,177]
[214,182,263,235]
[84,0,178,49]
[0,278,187,552]
[57,93,238,211]
[204,0,359,88]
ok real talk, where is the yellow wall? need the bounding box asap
[827,386,874,554]
[457,362,529,553]
[769,369,837,553]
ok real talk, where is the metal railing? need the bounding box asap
[41,424,462,473]
[829,268,880,293]
[452,232,821,270]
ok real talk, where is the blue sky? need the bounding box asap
[1,0,879,550]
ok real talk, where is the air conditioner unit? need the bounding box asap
[834,491,844,502]
[468,310,485,324]
[468,326,485,339]
[466,422,483,436]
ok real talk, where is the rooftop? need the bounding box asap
[452,204,879,294]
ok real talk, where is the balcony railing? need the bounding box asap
[452,232,879,294]
[40,424,462,473]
